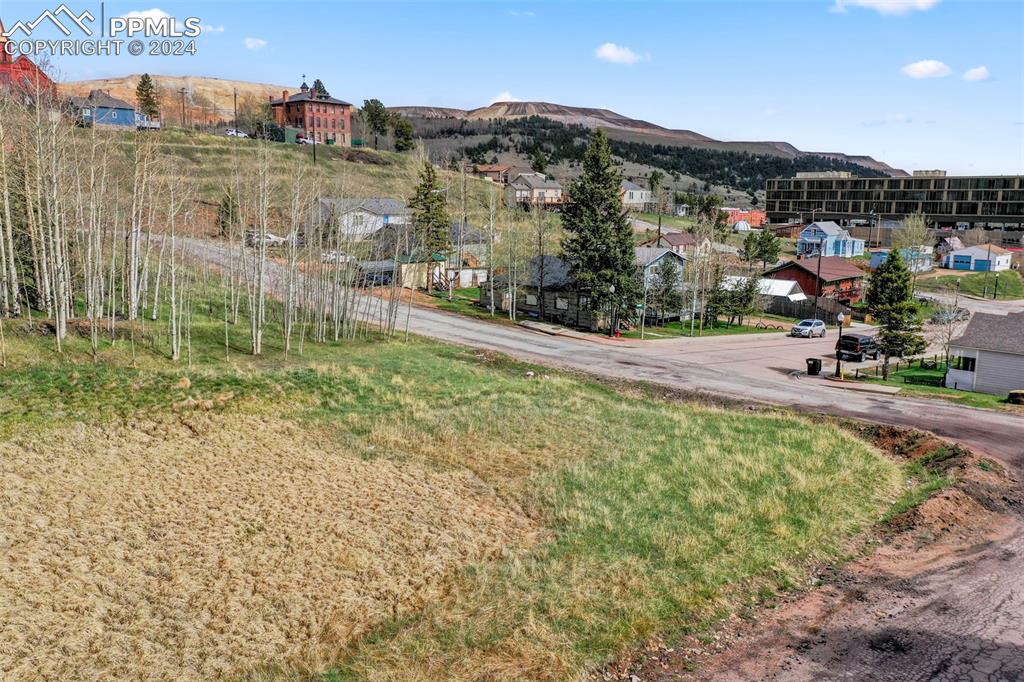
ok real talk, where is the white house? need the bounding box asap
[941,244,1012,272]
[869,247,934,273]
[621,180,651,211]
[946,312,1024,396]
[314,198,410,239]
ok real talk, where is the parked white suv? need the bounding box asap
[224,128,249,138]
[790,319,827,338]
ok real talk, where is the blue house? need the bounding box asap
[68,89,137,129]
[796,221,865,259]
[869,247,934,273]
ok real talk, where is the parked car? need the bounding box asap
[244,230,287,247]
[790,319,827,338]
[224,128,248,138]
[297,137,316,145]
[930,308,970,325]
[836,333,880,362]
[321,250,353,264]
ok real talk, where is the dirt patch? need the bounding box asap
[0,415,538,680]
[605,429,1024,681]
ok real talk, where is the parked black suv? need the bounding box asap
[836,333,880,362]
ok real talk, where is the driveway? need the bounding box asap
[917,289,1024,316]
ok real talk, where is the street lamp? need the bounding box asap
[608,284,616,337]
[833,312,846,378]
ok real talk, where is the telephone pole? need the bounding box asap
[178,87,187,128]
[232,88,238,128]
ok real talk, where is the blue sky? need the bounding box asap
[4,0,1022,174]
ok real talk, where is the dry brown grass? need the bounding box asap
[0,414,537,680]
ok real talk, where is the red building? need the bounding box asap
[269,82,352,146]
[724,207,767,227]
[0,20,56,98]
[763,257,867,305]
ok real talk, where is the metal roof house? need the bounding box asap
[947,312,1024,395]
[312,197,411,239]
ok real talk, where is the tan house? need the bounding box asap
[508,172,563,208]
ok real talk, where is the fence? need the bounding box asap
[764,296,852,322]
[852,354,947,386]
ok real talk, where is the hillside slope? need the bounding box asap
[59,74,289,123]
[394,101,907,176]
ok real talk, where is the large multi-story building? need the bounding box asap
[765,170,1024,230]
[269,82,352,146]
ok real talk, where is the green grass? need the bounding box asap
[428,287,514,323]
[622,318,783,339]
[916,269,1024,300]
[853,360,1018,412]
[2,292,905,680]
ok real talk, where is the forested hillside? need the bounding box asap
[409,116,888,194]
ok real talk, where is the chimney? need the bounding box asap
[281,90,288,103]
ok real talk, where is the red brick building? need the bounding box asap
[0,20,56,98]
[269,82,352,146]
[724,207,767,227]
[763,257,867,305]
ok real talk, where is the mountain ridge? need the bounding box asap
[393,101,908,176]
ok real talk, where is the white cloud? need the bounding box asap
[594,42,648,65]
[900,59,950,79]
[202,24,225,34]
[963,65,990,82]
[507,10,535,17]
[489,91,522,104]
[831,0,939,14]
[243,37,267,50]
[121,8,172,20]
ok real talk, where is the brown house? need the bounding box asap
[474,164,522,184]
[269,82,352,145]
[638,231,698,256]
[763,257,867,305]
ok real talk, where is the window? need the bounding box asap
[953,355,976,372]
[525,294,538,306]
[579,296,590,308]
[555,297,569,310]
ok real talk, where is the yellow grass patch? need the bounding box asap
[0,415,538,680]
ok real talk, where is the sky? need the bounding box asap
[3,0,1023,175]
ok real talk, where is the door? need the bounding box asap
[975,260,991,272]
[952,255,972,270]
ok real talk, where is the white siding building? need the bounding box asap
[946,312,1024,396]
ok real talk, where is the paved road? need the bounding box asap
[182,237,1024,467]
[917,289,1024,316]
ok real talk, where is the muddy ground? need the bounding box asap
[608,428,1024,681]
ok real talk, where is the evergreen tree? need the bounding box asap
[409,162,450,291]
[755,228,781,270]
[562,129,640,332]
[390,114,416,152]
[530,148,547,173]
[741,231,759,269]
[866,248,926,379]
[312,79,329,97]
[362,99,389,150]
[652,257,684,325]
[136,73,159,119]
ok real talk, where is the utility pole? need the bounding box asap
[233,88,238,128]
[983,241,993,297]
[813,237,825,320]
[178,87,187,128]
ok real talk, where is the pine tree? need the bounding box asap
[312,79,329,97]
[390,114,415,152]
[652,257,683,325]
[755,228,780,270]
[362,99,389,150]
[866,247,926,379]
[562,129,640,332]
[530,149,547,173]
[409,162,450,292]
[136,73,159,118]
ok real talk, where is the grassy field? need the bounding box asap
[0,297,906,680]
[622,318,785,339]
[916,269,1024,300]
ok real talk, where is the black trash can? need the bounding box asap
[806,358,822,376]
